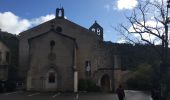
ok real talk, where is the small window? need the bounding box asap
[6,52,10,63]
[58,10,62,17]
[48,72,55,83]
[97,28,101,35]
[85,61,91,72]
[92,28,95,32]
[50,40,55,47]
[50,40,55,51]
[56,27,62,32]
[97,28,100,32]
[85,61,91,77]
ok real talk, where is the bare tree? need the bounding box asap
[116,0,170,100]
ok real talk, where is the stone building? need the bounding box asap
[0,30,18,81]
[0,8,122,92]
[18,8,121,92]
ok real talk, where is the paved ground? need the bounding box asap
[0,90,152,100]
[125,90,152,100]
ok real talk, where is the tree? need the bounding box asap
[116,0,170,99]
[126,63,154,90]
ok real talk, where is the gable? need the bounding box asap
[19,18,97,41]
[28,29,75,42]
[28,29,77,48]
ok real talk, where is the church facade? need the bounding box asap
[0,8,122,92]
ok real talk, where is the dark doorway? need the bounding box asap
[101,74,111,92]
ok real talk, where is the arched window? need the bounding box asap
[48,72,55,83]
[6,51,10,63]
[85,60,91,77]
[50,40,55,51]
[56,26,62,32]
[58,10,62,17]
[92,28,95,32]
[97,28,101,35]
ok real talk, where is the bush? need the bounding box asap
[4,80,16,92]
[0,80,6,93]
[126,63,154,90]
[126,76,152,90]
[0,80,16,92]
[78,79,101,92]
[78,79,88,91]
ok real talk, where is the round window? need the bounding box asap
[56,26,62,32]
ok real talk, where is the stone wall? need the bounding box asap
[27,31,75,91]
[19,18,100,80]
[0,41,10,81]
[19,17,121,92]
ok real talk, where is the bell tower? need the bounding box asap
[89,21,103,41]
[56,8,64,19]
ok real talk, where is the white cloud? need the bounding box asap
[0,12,31,34]
[117,38,127,43]
[128,20,163,44]
[31,14,55,26]
[0,12,55,34]
[117,0,138,10]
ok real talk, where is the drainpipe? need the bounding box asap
[74,46,78,93]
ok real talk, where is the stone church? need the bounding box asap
[0,8,122,92]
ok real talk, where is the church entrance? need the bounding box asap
[100,74,111,92]
[45,69,57,91]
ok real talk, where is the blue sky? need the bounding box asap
[0,0,138,42]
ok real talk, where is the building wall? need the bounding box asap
[0,41,10,81]
[19,18,101,80]
[27,31,75,91]
[19,18,116,91]
[92,42,117,91]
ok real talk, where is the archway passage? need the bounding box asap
[101,74,111,92]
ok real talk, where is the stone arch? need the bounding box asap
[45,68,58,91]
[41,65,61,91]
[56,8,64,19]
[100,74,111,92]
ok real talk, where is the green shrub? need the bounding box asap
[78,79,101,92]
[78,79,88,91]
[126,63,154,90]
[4,80,16,92]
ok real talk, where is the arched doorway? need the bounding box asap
[100,74,111,92]
[45,69,57,91]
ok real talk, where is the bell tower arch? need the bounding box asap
[89,21,103,41]
[56,8,65,19]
